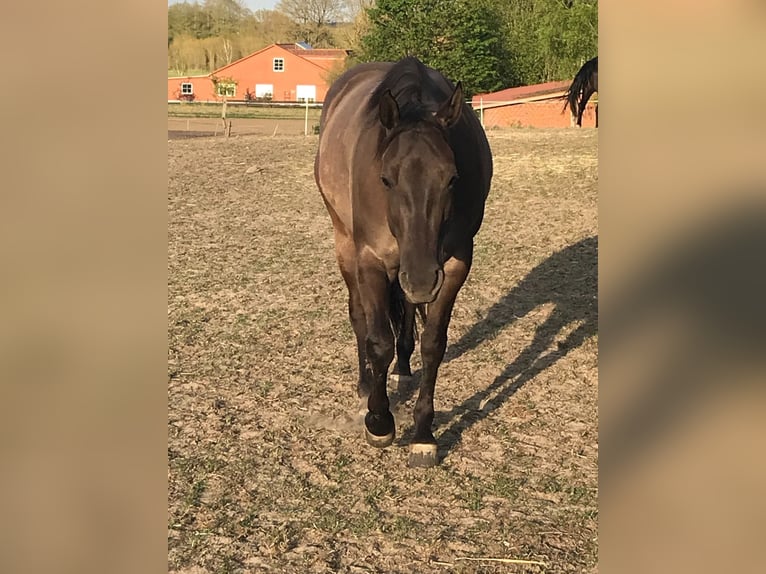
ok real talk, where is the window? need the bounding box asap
[215,82,236,97]
[181,83,193,95]
[273,58,284,72]
[296,84,317,103]
[255,84,273,100]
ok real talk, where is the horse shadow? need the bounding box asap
[597,201,766,477]
[390,236,598,457]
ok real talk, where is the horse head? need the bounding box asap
[377,83,464,304]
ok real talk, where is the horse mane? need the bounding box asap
[563,56,598,121]
[367,57,443,125]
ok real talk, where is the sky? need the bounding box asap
[168,0,279,11]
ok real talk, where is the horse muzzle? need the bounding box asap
[399,268,444,304]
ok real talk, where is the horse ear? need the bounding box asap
[436,82,463,127]
[379,90,399,130]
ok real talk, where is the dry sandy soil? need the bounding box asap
[169,117,316,139]
[168,126,598,573]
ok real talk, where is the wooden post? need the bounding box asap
[221,98,228,136]
[304,100,309,136]
[226,120,232,138]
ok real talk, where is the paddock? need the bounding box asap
[168,127,598,573]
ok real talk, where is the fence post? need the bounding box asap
[304,100,309,136]
[221,97,228,136]
[480,97,484,129]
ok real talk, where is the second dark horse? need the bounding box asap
[564,56,598,127]
[314,57,493,467]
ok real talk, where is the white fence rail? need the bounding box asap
[167,99,525,136]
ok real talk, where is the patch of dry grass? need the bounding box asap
[168,127,598,573]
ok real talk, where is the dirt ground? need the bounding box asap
[169,117,316,138]
[168,126,598,573]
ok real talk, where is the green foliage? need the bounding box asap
[358,0,596,92]
[360,0,507,96]
[210,75,238,97]
[498,0,598,85]
[167,0,598,91]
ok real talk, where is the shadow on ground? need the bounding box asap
[391,236,598,457]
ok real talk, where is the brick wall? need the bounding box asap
[478,99,598,128]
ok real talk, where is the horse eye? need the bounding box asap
[380,175,393,188]
[448,175,459,188]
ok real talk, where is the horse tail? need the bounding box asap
[563,78,582,117]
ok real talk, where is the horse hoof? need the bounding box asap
[364,427,395,448]
[408,443,438,468]
[364,411,395,447]
[392,364,412,377]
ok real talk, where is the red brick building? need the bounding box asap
[168,43,349,103]
[472,80,597,128]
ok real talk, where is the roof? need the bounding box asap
[278,43,349,69]
[168,75,210,80]
[211,43,348,76]
[300,49,349,70]
[472,80,571,106]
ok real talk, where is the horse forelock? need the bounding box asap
[379,121,451,165]
[368,58,447,123]
[367,58,454,157]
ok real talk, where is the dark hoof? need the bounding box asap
[392,363,412,377]
[364,411,395,448]
[408,443,438,468]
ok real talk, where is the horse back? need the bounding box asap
[315,64,393,237]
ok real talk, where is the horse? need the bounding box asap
[564,56,598,127]
[314,56,493,467]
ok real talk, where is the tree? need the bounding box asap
[359,0,507,96]
[251,10,295,45]
[496,0,597,85]
[167,0,597,86]
[169,2,215,42]
[202,0,248,36]
[276,0,345,47]
[335,1,374,65]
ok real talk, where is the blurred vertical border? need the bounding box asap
[601,1,766,572]
[0,1,168,574]
[2,1,766,573]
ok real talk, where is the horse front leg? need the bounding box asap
[409,250,471,468]
[392,298,416,377]
[334,231,370,398]
[357,250,396,448]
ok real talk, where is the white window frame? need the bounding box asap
[296,84,317,103]
[273,58,285,72]
[255,84,273,99]
[215,82,236,97]
[181,83,193,95]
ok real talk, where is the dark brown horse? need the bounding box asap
[564,56,598,127]
[314,57,493,467]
